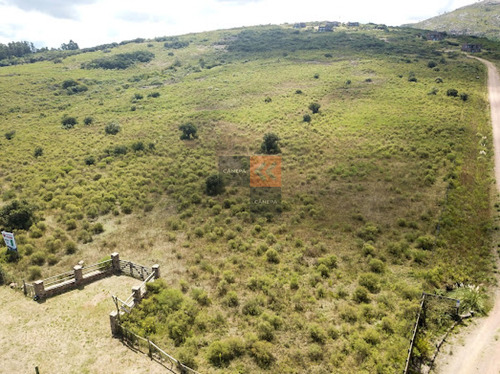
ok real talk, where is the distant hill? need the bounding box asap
[410,0,500,40]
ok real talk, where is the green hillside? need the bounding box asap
[411,0,500,40]
[0,25,498,373]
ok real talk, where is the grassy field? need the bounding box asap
[0,25,498,373]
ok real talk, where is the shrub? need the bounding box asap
[34,146,43,158]
[257,320,274,341]
[295,89,303,94]
[427,61,437,68]
[265,248,280,264]
[308,102,321,114]
[206,174,225,196]
[243,298,263,316]
[353,286,370,303]
[83,116,94,125]
[83,51,155,70]
[0,199,36,231]
[359,273,380,293]
[309,323,327,344]
[84,156,95,166]
[250,341,275,368]
[65,241,77,254]
[148,92,160,98]
[206,338,244,367]
[369,258,385,273]
[223,291,239,307]
[131,141,145,151]
[303,114,311,122]
[4,130,15,140]
[133,93,143,100]
[308,344,324,361]
[447,88,458,97]
[260,133,281,154]
[28,266,42,281]
[179,123,198,140]
[31,251,46,266]
[460,93,469,101]
[61,116,77,129]
[91,223,104,234]
[416,235,435,250]
[105,122,121,135]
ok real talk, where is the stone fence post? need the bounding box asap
[74,265,83,286]
[109,311,120,336]
[152,264,160,279]
[33,280,45,299]
[132,286,142,305]
[111,252,120,274]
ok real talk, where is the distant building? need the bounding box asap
[347,22,360,27]
[427,32,446,41]
[328,21,341,27]
[318,24,334,32]
[462,43,482,53]
[293,23,306,29]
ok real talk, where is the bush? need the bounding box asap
[206,338,245,367]
[84,116,94,125]
[179,123,198,140]
[131,141,145,151]
[206,174,225,196]
[303,114,311,122]
[28,266,42,281]
[369,258,385,273]
[34,146,43,158]
[260,133,281,154]
[416,235,435,250]
[460,93,469,101]
[4,130,15,140]
[257,320,274,341]
[65,241,77,254]
[223,291,239,307]
[84,156,95,166]
[427,61,437,68]
[308,102,321,114]
[31,251,46,266]
[265,248,280,264]
[359,273,380,293]
[447,88,458,97]
[308,344,324,361]
[309,323,327,344]
[0,199,36,231]
[353,286,370,303]
[61,116,77,129]
[105,122,121,135]
[250,341,275,368]
[148,92,160,98]
[83,51,155,70]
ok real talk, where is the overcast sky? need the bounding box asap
[0,0,481,49]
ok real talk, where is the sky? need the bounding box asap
[0,0,482,49]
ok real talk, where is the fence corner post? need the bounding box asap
[152,264,160,279]
[111,252,120,274]
[33,280,45,300]
[132,285,142,305]
[110,310,119,336]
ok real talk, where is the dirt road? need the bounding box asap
[432,57,500,374]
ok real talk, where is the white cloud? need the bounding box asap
[0,0,480,49]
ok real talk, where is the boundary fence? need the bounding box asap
[403,292,460,374]
[22,252,158,300]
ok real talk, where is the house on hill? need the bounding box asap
[347,22,360,27]
[461,43,482,53]
[318,24,334,32]
[426,32,446,41]
[294,23,306,29]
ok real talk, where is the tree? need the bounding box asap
[0,200,36,231]
[206,174,225,196]
[260,133,281,154]
[309,102,321,114]
[61,115,77,129]
[61,40,79,51]
[179,123,198,140]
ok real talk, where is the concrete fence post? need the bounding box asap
[33,280,45,299]
[152,264,160,279]
[74,265,83,286]
[111,252,120,274]
[109,310,120,336]
[132,286,142,305]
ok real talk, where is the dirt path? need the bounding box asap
[432,57,500,374]
[0,276,166,374]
